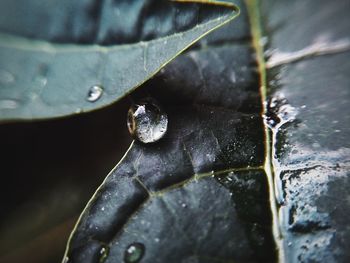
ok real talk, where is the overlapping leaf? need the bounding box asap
[0,0,238,122]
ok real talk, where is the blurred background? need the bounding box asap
[0,98,132,263]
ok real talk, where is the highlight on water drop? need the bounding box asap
[124,242,145,263]
[87,85,104,102]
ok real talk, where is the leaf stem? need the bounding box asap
[245,0,285,262]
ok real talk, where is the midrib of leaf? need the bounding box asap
[245,0,285,263]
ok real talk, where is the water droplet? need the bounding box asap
[63,256,69,263]
[99,246,109,263]
[265,93,297,128]
[87,85,103,102]
[127,98,168,143]
[124,243,145,263]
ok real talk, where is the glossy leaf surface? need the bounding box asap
[260,0,350,262]
[64,1,278,262]
[65,0,350,262]
[1,0,349,262]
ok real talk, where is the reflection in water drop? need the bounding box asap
[127,98,168,143]
[87,85,103,102]
[124,243,145,263]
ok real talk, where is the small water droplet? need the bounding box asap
[63,256,69,263]
[127,98,168,143]
[124,243,145,263]
[87,85,103,102]
[265,93,297,128]
[99,246,109,263]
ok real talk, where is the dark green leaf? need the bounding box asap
[65,0,350,262]
[2,0,348,262]
[65,49,276,262]
[63,1,279,261]
[0,0,238,122]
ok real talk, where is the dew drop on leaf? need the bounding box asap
[124,243,145,263]
[127,98,168,143]
[86,85,103,102]
[99,246,109,263]
[264,93,297,128]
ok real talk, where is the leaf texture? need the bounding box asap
[0,0,238,122]
[65,0,350,262]
[258,0,350,262]
[63,1,278,262]
[1,0,349,262]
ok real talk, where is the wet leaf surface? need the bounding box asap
[0,0,238,122]
[261,0,350,262]
[1,0,349,263]
[64,1,278,262]
[65,0,350,262]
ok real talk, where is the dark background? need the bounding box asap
[0,98,132,263]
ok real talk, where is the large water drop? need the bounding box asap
[127,98,168,143]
